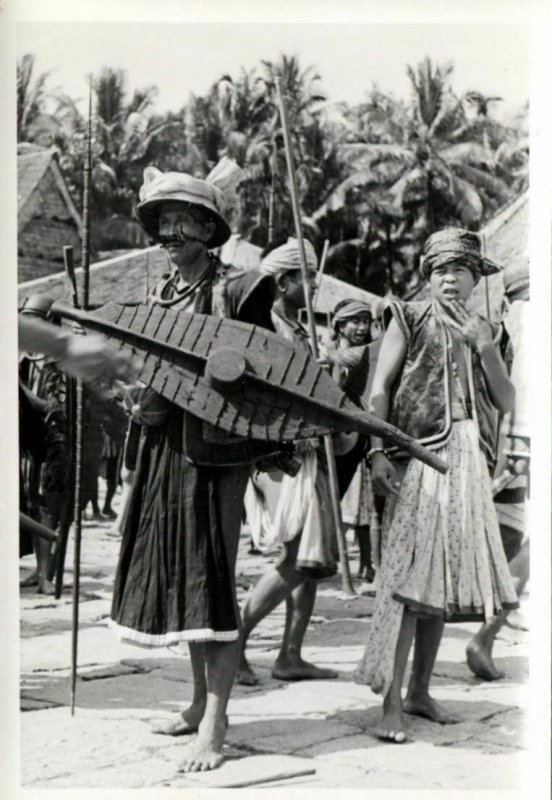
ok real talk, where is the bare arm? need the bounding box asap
[19,316,138,384]
[367,318,408,495]
[477,342,515,413]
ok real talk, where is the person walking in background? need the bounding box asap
[238,237,347,686]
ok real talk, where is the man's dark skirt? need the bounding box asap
[109,409,248,645]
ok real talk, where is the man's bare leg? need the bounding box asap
[505,540,529,630]
[272,581,338,680]
[179,638,238,772]
[377,607,416,743]
[404,615,461,723]
[177,467,248,770]
[237,537,304,685]
[466,539,530,678]
[152,643,207,735]
[466,613,507,680]
[36,536,54,595]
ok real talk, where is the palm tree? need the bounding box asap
[17,53,56,142]
[310,58,524,295]
[55,68,179,246]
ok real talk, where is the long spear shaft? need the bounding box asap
[276,80,355,596]
[312,238,329,307]
[52,246,79,598]
[71,80,93,716]
[481,230,491,320]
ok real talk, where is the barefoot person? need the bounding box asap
[466,256,531,680]
[107,164,275,772]
[238,237,347,685]
[355,228,519,743]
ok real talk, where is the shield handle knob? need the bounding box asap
[204,347,247,388]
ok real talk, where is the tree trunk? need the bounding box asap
[385,220,394,295]
[426,168,435,234]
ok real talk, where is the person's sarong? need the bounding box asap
[109,407,249,646]
[341,459,373,527]
[354,420,519,696]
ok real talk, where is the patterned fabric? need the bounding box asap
[354,420,519,696]
[388,300,503,468]
[420,228,500,278]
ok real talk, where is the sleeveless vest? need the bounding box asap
[388,300,504,468]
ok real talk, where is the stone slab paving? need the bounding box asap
[17,487,531,791]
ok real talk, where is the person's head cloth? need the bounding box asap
[259,237,318,277]
[330,298,373,340]
[135,157,242,249]
[420,228,501,280]
[503,256,529,302]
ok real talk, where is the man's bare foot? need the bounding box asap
[20,570,39,588]
[37,577,55,596]
[236,654,260,686]
[403,692,462,724]
[466,640,505,681]
[505,610,529,632]
[177,717,227,772]
[272,654,338,681]
[152,702,205,736]
[376,694,407,743]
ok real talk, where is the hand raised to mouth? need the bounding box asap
[440,298,493,352]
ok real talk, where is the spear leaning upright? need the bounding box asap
[276,80,355,596]
[70,78,93,715]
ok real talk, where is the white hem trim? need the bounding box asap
[108,619,239,647]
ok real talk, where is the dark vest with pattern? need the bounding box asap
[388,300,503,468]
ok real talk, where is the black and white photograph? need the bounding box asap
[2,0,550,795]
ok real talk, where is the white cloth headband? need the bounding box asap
[260,238,318,275]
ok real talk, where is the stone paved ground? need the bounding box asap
[17,487,531,791]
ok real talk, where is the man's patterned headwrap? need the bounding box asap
[420,228,501,279]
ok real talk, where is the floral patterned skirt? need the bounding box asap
[354,420,519,696]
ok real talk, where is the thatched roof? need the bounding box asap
[19,230,387,312]
[17,144,82,236]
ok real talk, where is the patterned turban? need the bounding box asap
[420,228,501,279]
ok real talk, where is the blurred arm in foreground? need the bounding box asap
[18,315,139,384]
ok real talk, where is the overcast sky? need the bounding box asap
[17,22,530,117]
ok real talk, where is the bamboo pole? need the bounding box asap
[70,79,93,716]
[480,230,491,320]
[51,246,79,597]
[312,238,330,307]
[276,79,355,596]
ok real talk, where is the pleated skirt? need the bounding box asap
[355,420,519,695]
[109,409,249,646]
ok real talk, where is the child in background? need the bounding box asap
[322,298,377,582]
[355,228,519,743]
